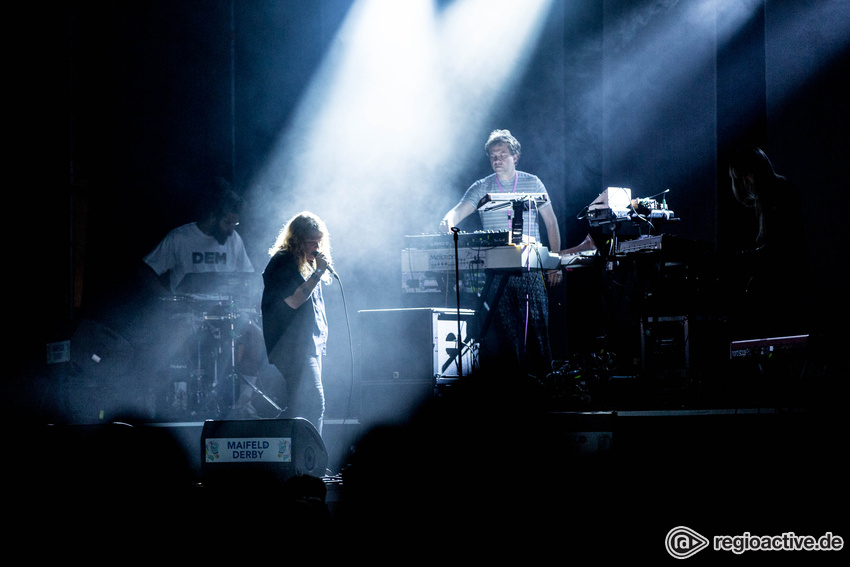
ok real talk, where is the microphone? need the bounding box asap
[312,251,338,278]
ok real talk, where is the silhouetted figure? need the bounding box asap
[727,147,809,338]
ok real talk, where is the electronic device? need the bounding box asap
[587,187,632,226]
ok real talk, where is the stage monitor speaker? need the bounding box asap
[641,315,689,390]
[201,418,327,487]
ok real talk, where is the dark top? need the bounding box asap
[261,250,328,364]
[732,177,810,336]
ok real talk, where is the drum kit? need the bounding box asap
[154,273,282,421]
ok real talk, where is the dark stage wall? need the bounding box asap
[7,1,848,424]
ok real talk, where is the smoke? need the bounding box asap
[244,0,554,289]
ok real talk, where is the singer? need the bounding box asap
[261,211,333,436]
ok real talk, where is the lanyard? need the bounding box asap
[496,172,517,193]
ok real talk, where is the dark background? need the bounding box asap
[8,0,849,423]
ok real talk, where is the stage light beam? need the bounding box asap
[248,0,554,273]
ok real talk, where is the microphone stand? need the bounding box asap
[451,227,463,378]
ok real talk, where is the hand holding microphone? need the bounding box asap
[312,250,338,278]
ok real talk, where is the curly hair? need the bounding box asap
[269,211,332,281]
[484,129,521,157]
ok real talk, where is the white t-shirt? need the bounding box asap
[144,222,254,292]
[460,171,550,241]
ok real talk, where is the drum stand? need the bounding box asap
[191,314,223,419]
[187,298,238,419]
[168,294,285,420]
[223,304,285,418]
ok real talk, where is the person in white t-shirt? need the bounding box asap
[144,185,254,294]
[140,182,261,419]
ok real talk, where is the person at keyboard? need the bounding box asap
[438,129,562,378]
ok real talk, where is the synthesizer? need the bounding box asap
[730,334,808,359]
[616,234,710,258]
[401,243,560,274]
[560,251,598,267]
[403,230,511,250]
